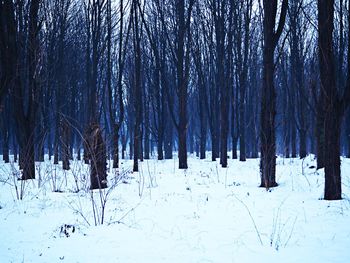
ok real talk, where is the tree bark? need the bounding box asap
[260,0,288,188]
[318,0,343,200]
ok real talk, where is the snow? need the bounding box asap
[1,155,350,262]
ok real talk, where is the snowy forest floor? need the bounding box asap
[0,154,350,263]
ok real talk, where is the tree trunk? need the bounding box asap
[61,118,70,170]
[2,123,9,163]
[318,0,344,200]
[316,81,325,169]
[260,45,277,188]
[232,136,238,159]
[144,100,150,159]
[13,137,18,163]
[178,119,188,168]
[20,126,35,180]
[211,132,218,161]
[112,126,120,168]
[299,129,307,158]
[132,0,142,172]
[122,132,126,159]
[164,119,173,159]
[260,0,288,188]
[157,134,164,160]
[346,111,350,158]
[324,111,341,199]
[89,124,107,190]
[200,113,206,159]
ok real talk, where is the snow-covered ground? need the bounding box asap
[0,154,350,263]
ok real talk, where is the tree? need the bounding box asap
[260,0,288,188]
[318,0,350,200]
[9,0,42,180]
[131,0,143,172]
[108,0,129,169]
[233,0,253,162]
[156,0,195,169]
[84,0,108,189]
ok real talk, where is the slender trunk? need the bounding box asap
[211,133,218,161]
[48,131,52,160]
[346,111,350,158]
[133,127,139,171]
[239,90,246,161]
[144,103,150,159]
[232,135,238,159]
[157,135,164,160]
[61,118,70,170]
[164,119,173,159]
[299,129,307,158]
[2,128,9,163]
[178,121,188,168]
[77,147,81,161]
[112,126,119,168]
[13,137,18,163]
[200,112,206,159]
[316,90,325,169]
[122,133,126,159]
[20,126,35,180]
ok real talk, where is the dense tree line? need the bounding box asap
[0,0,350,200]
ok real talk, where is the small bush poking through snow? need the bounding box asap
[59,224,76,238]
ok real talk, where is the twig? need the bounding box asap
[108,200,143,226]
[232,194,263,245]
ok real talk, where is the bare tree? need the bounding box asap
[318,0,350,200]
[260,0,288,188]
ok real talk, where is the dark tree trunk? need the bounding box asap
[61,118,70,170]
[214,1,228,168]
[211,133,218,161]
[20,125,35,180]
[157,135,164,160]
[1,110,10,163]
[236,0,252,162]
[260,0,287,188]
[283,77,290,158]
[13,136,18,163]
[122,132,126,159]
[324,111,341,200]
[178,123,188,168]
[144,94,150,159]
[3,133,9,163]
[316,100,325,169]
[189,129,194,154]
[260,41,277,188]
[88,124,107,190]
[232,135,238,159]
[164,118,173,159]
[176,0,189,169]
[132,0,142,172]
[346,111,350,158]
[112,126,119,168]
[77,146,81,161]
[15,0,41,180]
[317,0,349,200]
[54,133,59,164]
[48,132,53,161]
[199,111,207,159]
[129,129,133,160]
[290,82,297,158]
[299,129,307,158]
